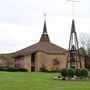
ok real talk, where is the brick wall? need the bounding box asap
[15,52,85,72]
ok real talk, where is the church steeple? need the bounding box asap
[39,14,50,42]
[66,19,82,69]
[43,13,47,35]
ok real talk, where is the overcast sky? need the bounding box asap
[0,0,90,53]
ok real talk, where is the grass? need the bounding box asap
[0,72,90,90]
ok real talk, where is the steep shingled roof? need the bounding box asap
[11,17,67,57]
[11,42,67,57]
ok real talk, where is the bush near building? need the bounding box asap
[60,69,67,77]
[60,68,88,79]
[0,66,28,72]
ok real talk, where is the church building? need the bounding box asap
[11,18,85,72]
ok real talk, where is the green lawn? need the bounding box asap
[0,72,90,90]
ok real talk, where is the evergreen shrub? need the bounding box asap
[80,69,88,78]
[0,66,8,71]
[17,68,28,72]
[75,69,81,77]
[60,69,67,77]
[67,68,75,78]
[40,64,48,72]
[7,67,17,72]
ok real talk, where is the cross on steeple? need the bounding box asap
[44,13,46,22]
[67,0,80,19]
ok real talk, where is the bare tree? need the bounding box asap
[79,33,90,56]
[0,54,15,67]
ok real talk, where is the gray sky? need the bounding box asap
[0,0,90,53]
